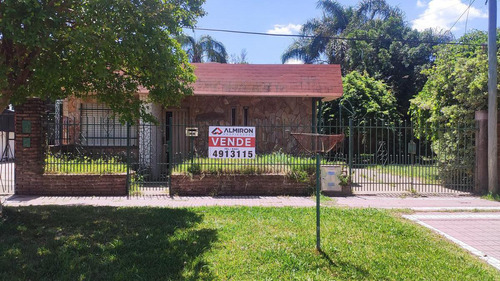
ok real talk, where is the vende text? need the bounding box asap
[209,137,255,147]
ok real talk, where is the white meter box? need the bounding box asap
[320,165,342,192]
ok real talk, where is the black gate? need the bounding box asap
[0,113,15,195]
[342,119,476,194]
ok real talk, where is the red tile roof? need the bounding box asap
[192,63,343,101]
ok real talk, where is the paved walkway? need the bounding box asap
[4,194,500,209]
[335,195,500,211]
[404,212,500,271]
[1,195,317,208]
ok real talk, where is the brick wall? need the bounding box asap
[170,174,313,196]
[15,98,127,196]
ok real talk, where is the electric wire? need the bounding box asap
[445,0,477,35]
[193,27,484,47]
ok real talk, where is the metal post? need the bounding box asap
[168,116,173,195]
[312,99,317,134]
[316,152,321,251]
[349,119,353,177]
[126,122,131,197]
[190,137,194,165]
[488,0,498,194]
[315,97,322,251]
[476,111,488,194]
[318,100,323,134]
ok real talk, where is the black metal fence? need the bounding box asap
[41,116,476,196]
[345,119,475,194]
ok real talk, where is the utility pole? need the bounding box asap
[488,0,498,194]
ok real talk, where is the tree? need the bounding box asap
[410,30,497,136]
[229,49,249,64]
[178,35,228,63]
[282,0,402,65]
[409,30,499,186]
[323,70,399,125]
[0,0,205,122]
[282,0,450,115]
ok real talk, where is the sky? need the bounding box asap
[185,0,498,64]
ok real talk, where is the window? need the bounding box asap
[80,103,137,146]
[231,107,237,126]
[243,107,249,126]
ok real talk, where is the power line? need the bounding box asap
[465,0,473,34]
[193,27,484,47]
[445,0,477,35]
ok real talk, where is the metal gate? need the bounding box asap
[0,114,15,195]
[342,119,475,194]
[128,110,189,196]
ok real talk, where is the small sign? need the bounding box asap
[209,126,255,159]
[22,120,31,134]
[408,140,417,154]
[22,137,31,148]
[185,127,199,137]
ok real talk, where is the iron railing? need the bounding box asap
[42,117,476,196]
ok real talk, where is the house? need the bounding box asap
[59,63,343,180]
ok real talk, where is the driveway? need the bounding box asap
[404,212,500,271]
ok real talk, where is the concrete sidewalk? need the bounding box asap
[3,194,500,210]
[334,195,500,211]
[1,195,317,208]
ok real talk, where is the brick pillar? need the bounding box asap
[15,98,46,195]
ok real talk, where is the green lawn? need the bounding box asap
[368,165,440,184]
[1,206,498,280]
[44,154,127,174]
[173,153,320,176]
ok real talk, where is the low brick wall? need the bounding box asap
[15,99,129,196]
[16,174,128,196]
[170,174,313,196]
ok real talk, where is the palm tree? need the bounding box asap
[178,35,228,63]
[281,0,399,65]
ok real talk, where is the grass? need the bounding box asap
[44,154,127,175]
[481,193,500,202]
[173,152,342,178]
[173,153,315,175]
[1,206,498,280]
[367,164,440,184]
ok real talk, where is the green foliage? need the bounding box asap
[282,0,451,115]
[0,0,205,123]
[337,173,351,186]
[410,30,497,133]
[409,30,498,184]
[482,193,500,201]
[187,163,202,175]
[173,152,337,183]
[324,70,399,124]
[178,34,228,63]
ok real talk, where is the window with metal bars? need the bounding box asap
[80,103,137,146]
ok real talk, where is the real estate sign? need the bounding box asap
[209,126,255,159]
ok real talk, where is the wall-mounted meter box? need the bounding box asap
[320,165,342,192]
